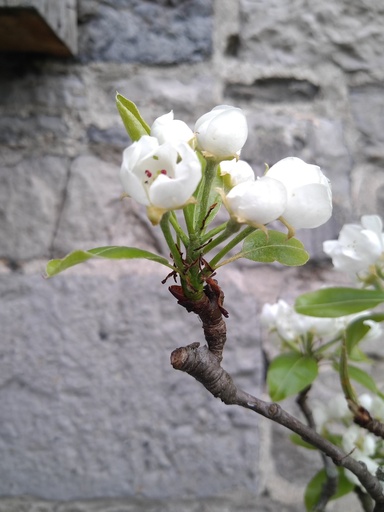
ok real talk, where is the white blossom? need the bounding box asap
[224,176,287,227]
[359,393,384,422]
[323,215,384,274]
[150,111,194,144]
[342,425,379,489]
[312,395,351,432]
[194,105,248,159]
[120,135,201,224]
[266,157,332,229]
[261,299,345,342]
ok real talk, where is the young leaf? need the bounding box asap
[295,287,384,317]
[347,365,380,395]
[116,93,150,141]
[345,313,384,353]
[45,246,173,277]
[267,352,318,401]
[241,230,309,266]
[304,468,354,511]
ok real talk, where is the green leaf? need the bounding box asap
[295,287,384,317]
[241,230,309,266]
[346,313,384,353]
[304,468,354,511]
[116,93,150,141]
[45,246,173,277]
[267,352,318,401]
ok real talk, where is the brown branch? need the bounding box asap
[169,278,227,362]
[171,344,384,510]
[169,280,384,511]
[351,403,384,440]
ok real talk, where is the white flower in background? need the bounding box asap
[266,157,332,229]
[150,111,194,144]
[224,176,287,227]
[219,158,255,187]
[323,215,384,275]
[261,299,345,342]
[359,393,384,422]
[312,394,351,433]
[342,424,379,488]
[120,135,201,224]
[194,105,248,159]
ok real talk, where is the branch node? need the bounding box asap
[268,403,281,418]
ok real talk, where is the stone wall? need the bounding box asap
[1,0,383,510]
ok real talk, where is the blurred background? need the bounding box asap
[1,0,384,510]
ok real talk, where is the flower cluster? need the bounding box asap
[120,105,332,230]
[261,299,347,345]
[323,215,384,278]
[313,393,384,489]
[223,156,332,230]
[261,298,382,352]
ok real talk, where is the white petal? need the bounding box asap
[149,141,201,209]
[225,176,287,225]
[282,183,333,228]
[151,111,194,144]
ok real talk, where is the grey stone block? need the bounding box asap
[0,493,304,512]
[349,84,384,162]
[51,154,163,257]
[0,263,262,500]
[239,0,384,73]
[77,0,213,64]
[0,155,70,260]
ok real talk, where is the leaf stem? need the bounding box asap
[200,222,229,245]
[169,212,189,248]
[340,335,358,403]
[183,203,196,238]
[209,225,256,268]
[160,213,184,272]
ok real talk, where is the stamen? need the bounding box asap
[145,170,152,178]
[160,169,167,175]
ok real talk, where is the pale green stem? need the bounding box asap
[196,159,218,234]
[209,225,256,268]
[314,336,342,355]
[202,220,241,255]
[169,212,189,248]
[160,213,184,271]
[340,336,358,404]
[200,221,230,246]
[183,203,196,238]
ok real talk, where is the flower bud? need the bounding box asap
[151,111,194,144]
[266,157,332,229]
[219,158,255,187]
[224,176,287,226]
[120,135,201,224]
[194,105,248,159]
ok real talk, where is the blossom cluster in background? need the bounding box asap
[261,299,382,349]
[313,393,384,488]
[323,215,384,279]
